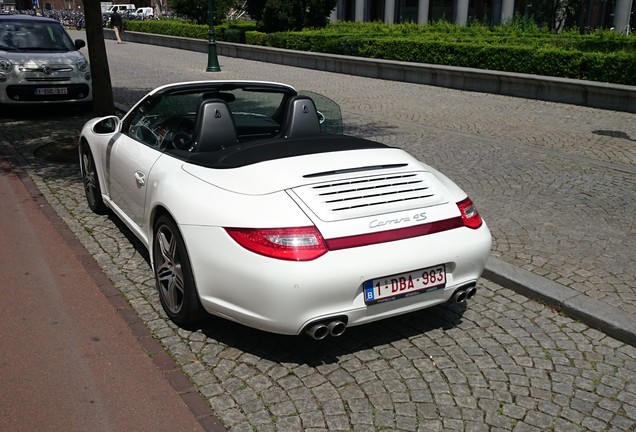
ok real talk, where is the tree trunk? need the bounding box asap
[82,0,115,116]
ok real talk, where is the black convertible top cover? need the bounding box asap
[180,135,391,169]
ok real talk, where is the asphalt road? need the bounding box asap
[0,31,634,431]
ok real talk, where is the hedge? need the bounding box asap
[123,19,256,43]
[124,20,636,85]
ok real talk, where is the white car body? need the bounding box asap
[133,7,154,18]
[0,15,92,106]
[108,4,135,13]
[79,81,491,338]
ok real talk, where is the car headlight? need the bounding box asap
[0,57,13,73]
[76,57,88,72]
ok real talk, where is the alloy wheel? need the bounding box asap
[154,224,185,314]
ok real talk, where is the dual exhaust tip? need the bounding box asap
[304,285,477,339]
[450,284,477,304]
[304,318,347,340]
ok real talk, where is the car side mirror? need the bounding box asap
[92,116,120,134]
[74,39,86,50]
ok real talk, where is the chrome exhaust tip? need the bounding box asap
[305,323,329,340]
[465,285,477,299]
[451,289,467,304]
[327,320,347,337]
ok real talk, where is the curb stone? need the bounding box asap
[484,256,636,346]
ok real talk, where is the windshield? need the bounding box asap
[120,82,344,152]
[0,20,76,52]
[125,86,290,148]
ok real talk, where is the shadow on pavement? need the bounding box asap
[3,105,471,366]
[181,301,468,367]
[1,108,90,166]
[102,203,471,366]
[107,204,471,365]
[592,129,635,142]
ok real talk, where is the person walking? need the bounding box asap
[110,10,123,44]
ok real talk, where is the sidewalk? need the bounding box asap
[0,153,222,432]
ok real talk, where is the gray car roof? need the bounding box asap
[0,15,61,23]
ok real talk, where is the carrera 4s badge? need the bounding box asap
[369,212,427,229]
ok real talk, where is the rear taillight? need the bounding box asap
[225,226,328,261]
[457,198,483,229]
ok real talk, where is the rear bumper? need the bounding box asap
[182,222,492,335]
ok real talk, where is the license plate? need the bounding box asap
[364,264,446,304]
[35,87,68,95]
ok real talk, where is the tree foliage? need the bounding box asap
[247,0,338,32]
[167,0,335,31]
[168,0,238,24]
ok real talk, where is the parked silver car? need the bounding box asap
[0,14,92,106]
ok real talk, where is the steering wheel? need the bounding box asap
[160,116,195,150]
[170,132,193,150]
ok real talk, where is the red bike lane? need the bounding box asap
[0,154,220,431]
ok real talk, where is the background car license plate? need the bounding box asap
[364,264,446,304]
[35,88,68,95]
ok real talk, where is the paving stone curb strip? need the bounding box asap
[483,257,636,347]
[105,29,636,114]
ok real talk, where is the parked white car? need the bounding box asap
[79,80,491,338]
[108,4,135,13]
[133,7,154,18]
[0,15,92,106]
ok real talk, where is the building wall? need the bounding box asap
[332,0,633,30]
[1,0,17,10]
[333,0,516,25]
[9,0,81,10]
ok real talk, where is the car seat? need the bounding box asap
[191,99,239,152]
[280,96,321,139]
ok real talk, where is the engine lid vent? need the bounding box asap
[291,171,448,222]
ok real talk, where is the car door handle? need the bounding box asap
[134,171,146,186]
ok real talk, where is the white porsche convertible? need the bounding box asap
[79,81,491,339]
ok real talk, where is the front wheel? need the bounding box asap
[80,143,107,214]
[153,215,206,324]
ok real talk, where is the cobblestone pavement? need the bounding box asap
[93,33,636,318]
[0,34,634,431]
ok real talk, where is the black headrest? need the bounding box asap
[192,99,238,152]
[281,96,321,139]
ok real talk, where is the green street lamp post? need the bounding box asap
[206,0,221,72]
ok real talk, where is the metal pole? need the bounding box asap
[206,0,221,72]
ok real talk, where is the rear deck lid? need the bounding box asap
[290,171,448,222]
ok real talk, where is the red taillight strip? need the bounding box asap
[225,227,328,261]
[325,217,464,250]
[457,197,483,229]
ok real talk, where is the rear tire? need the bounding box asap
[153,215,206,324]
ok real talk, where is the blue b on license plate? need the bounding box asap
[364,264,446,304]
